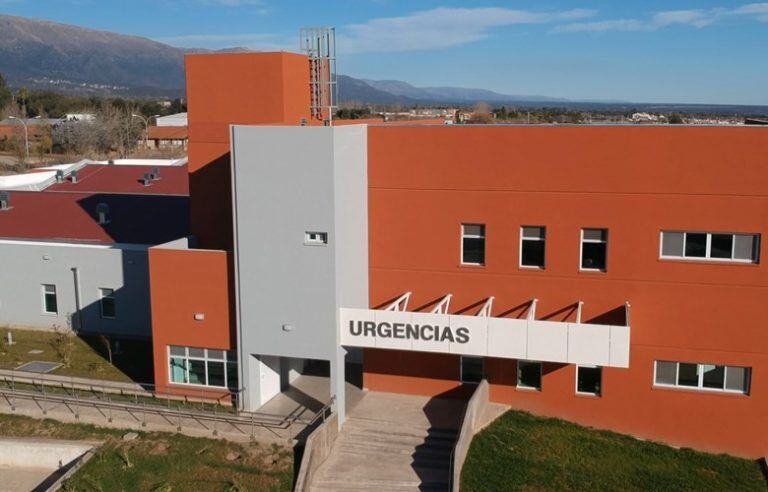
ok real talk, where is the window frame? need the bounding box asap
[460,356,484,384]
[519,226,546,270]
[41,284,58,315]
[304,231,329,246]
[579,228,608,272]
[516,360,542,391]
[460,223,486,266]
[575,365,602,396]
[659,231,760,264]
[99,287,116,319]
[167,345,238,390]
[652,360,750,395]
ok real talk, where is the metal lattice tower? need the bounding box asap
[300,27,338,125]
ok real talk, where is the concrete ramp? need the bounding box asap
[310,392,465,491]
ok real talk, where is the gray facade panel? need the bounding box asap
[0,240,151,338]
[231,125,369,411]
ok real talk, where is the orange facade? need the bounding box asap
[148,246,235,398]
[185,52,313,250]
[364,125,768,457]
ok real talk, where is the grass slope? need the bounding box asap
[0,327,152,382]
[461,411,765,492]
[0,413,293,491]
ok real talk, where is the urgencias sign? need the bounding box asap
[348,320,470,344]
[338,307,631,368]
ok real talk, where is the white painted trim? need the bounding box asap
[460,223,485,266]
[575,365,602,396]
[516,360,542,391]
[0,239,151,251]
[659,230,759,264]
[41,284,58,315]
[652,360,750,395]
[579,228,608,272]
[519,225,546,269]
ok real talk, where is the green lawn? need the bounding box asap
[461,410,765,492]
[0,413,293,492]
[0,327,153,383]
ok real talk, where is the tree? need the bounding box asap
[470,102,493,124]
[0,73,11,110]
[668,113,684,124]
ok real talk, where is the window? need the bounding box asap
[304,231,328,246]
[168,346,238,389]
[460,356,484,384]
[461,224,485,265]
[99,288,116,319]
[42,284,58,314]
[580,228,607,271]
[517,360,542,390]
[654,361,750,394]
[660,231,760,263]
[576,366,602,396]
[520,226,546,268]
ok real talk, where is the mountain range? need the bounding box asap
[0,14,577,105]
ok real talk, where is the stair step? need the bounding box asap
[345,417,459,435]
[334,448,452,470]
[310,478,449,491]
[342,429,457,449]
[338,441,452,459]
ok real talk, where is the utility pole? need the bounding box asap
[131,113,159,150]
[8,116,33,161]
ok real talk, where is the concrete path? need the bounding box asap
[310,392,467,491]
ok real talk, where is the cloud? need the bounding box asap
[557,3,768,32]
[337,7,596,54]
[734,3,768,21]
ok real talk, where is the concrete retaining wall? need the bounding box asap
[451,380,490,492]
[294,413,339,492]
[0,437,95,469]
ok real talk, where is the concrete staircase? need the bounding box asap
[309,393,465,491]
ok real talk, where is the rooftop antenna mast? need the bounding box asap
[300,27,337,126]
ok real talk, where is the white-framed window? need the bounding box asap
[580,228,608,271]
[660,231,760,264]
[99,288,116,319]
[461,224,485,265]
[304,231,328,246]
[460,356,484,384]
[653,360,750,394]
[520,226,546,269]
[168,346,238,389]
[576,365,602,396]
[517,360,542,390]
[42,284,58,314]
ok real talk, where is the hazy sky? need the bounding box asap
[3,0,768,104]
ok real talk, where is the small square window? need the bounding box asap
[576,366,602,396]
[520,227,546,268]
[304,231,328,246]
[461,224,486,265]
[42,284,58,314]
[460,356,484,384]
[581,229,607,271]
[99,288,116,319]
[517,360,542,390]
[654,361,677,386]
[684,233,707,258]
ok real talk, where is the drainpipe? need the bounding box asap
[71,267,83,333]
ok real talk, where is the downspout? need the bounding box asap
[71,267,83,332]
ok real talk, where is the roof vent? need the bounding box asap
[55,170,64,183]
[0,191,10,211]
[108,159,115,165]
[142,173,152,187]
[151,167,161,181]
[96,203,109,225]
[70,170,78,184]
